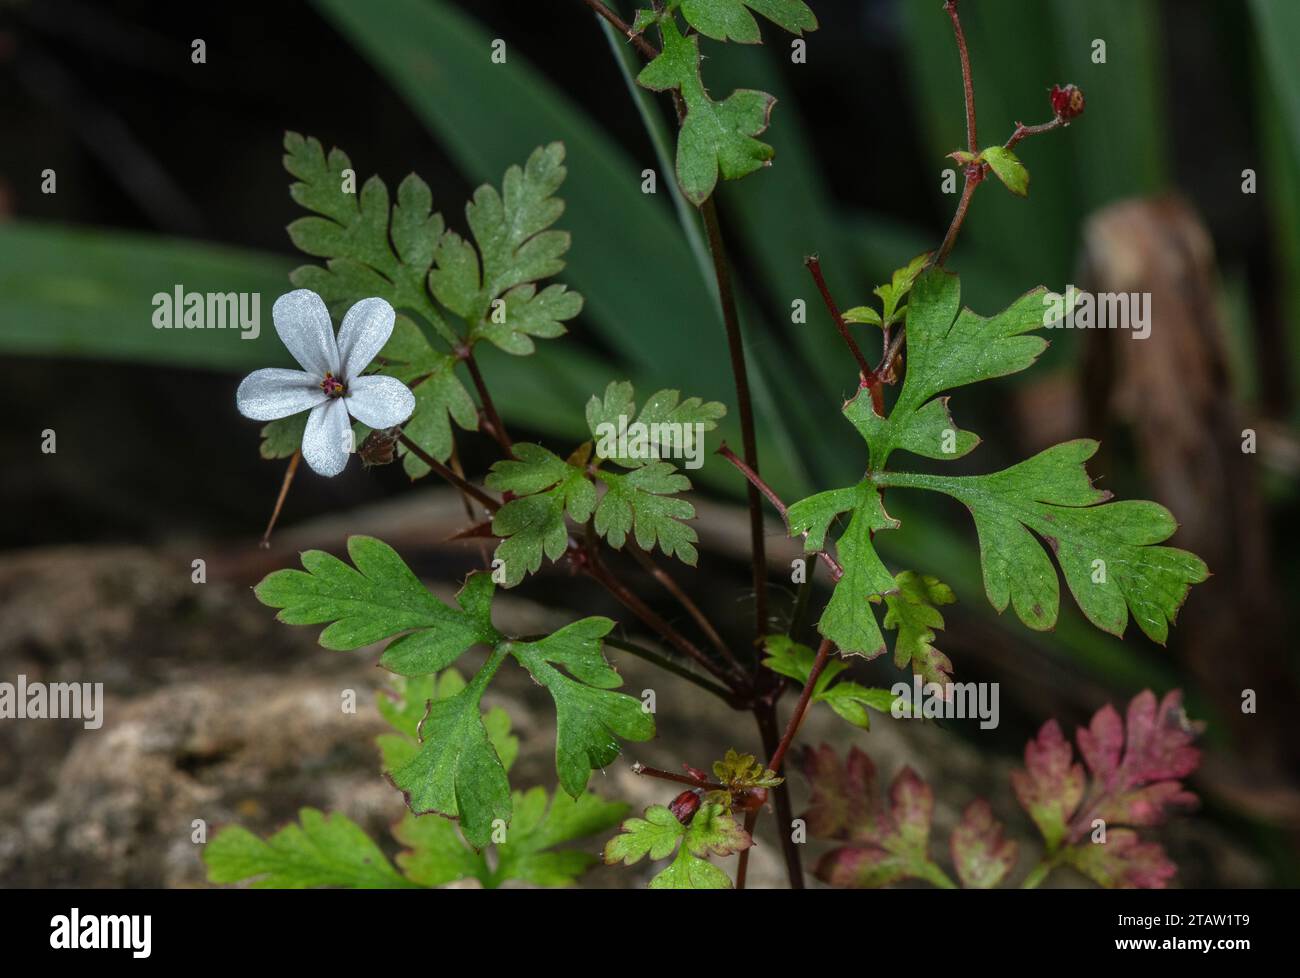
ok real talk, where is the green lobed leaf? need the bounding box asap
[876,441,1210,643]
[486,444,596,587]
[511,617,656,798]
[603,801,751,889]
[586,380,726,469]
[787,482,900,656]
[636,16,776,205]
[851,267,1056,471]
[204,809,416,889]
[639,0,818,44]
[284,132,456,345]
[254,537,495,666]
[259,413,308,460]
[394,786,627,888]
[594,464,700,565]
[387,648,513,847]
[431,142,584,352]
[817,266,1206,646]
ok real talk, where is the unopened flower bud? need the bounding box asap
[669,790,701,825]
[1050,84,1085,121]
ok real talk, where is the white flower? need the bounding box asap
[236,290,415,476]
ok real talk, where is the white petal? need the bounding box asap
[273,289,339,376]
[236,368,326,421]
[346,374,416,429]
[301,398,352,477]
[337,297,396,380]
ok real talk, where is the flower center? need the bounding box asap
[320,373,347,398]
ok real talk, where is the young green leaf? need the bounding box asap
[980,145,1030,197]
[851,267,1055,471]
[842,305,883,327]
[883,571,956,688]
[204,809,416,889]
[636,17,776,205]
[761,635,896,728]
[604,801,750,889]
[876,441,1210,643]
[712,748,783,790]
[587,381,726,469]
[842,253,930,330]
[486,444,595,587]
[594,464,700,565]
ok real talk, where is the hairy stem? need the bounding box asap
[604,635,735,701]
[805,255,875,384]
[628,543,747,682]
[397,434,501,513]
[946,0,977,155]
[587,552,740,691]
[461,349,512,452]
[717,443,844,580]
[579,0,660,60]
[701,196,770,642]
[630,762,728,792]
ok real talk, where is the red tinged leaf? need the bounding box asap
[1065,829,1177,889]
[1071,690,1201,830]
[1010,689,1201,888]
[800,743,875,841]
[1010,719,1084,849]
[951,800,1018,889]
[801,745,950,889]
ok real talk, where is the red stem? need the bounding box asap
[767,637,834,774]
[716,443,845,580]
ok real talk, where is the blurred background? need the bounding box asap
[0,0,1297,887]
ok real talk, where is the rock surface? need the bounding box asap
[0,544,1265,888]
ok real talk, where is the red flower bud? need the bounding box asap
[669,790,701,825]
[1050,84,1085,121]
